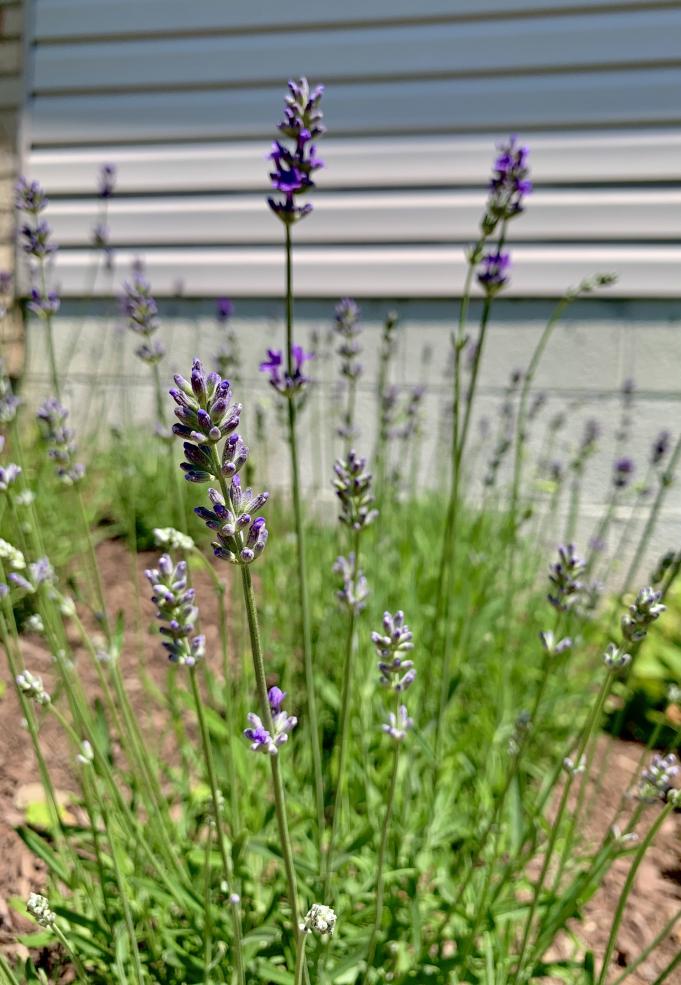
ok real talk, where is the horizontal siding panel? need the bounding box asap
[46,245,681,298]
[28,131,681,193]
[32,10,681,93]
[29,69,681,145]
[45,190,681,246]
[33,0,673,40]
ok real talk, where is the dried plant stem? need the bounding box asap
[284,224,325,845]
[189,666,245,985]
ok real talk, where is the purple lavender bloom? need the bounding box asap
[334,298,363,383]
[0,362,20,427]
[484,136,532,231]
[37,398,85,485]
[9,557,55,595]
[638,753,678,803]
[0,271,12,295]
[268,686,286,712]
[547,543,585,611]
[259,345,313,396]
[216,297,234,323]
[477,250,511,295]
[243,695,297,755]
[382,705,413,742]
[613,456,635,489]
[621,586,665,643]
[15,178,48,216]
[651,429,671,466]
[333,553,369,612]
[121,274,166,363]
[171,358,242,450]
[267,78,325,225]
[144,554,205,666]
[196,484,269,566]
[20,220,56,259]
[372,611,416,692]
[98,164,116,199]
[28,288,60,319]
[333,451,379,531]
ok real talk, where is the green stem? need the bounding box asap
[54,925,89,984]
[189,667,245,985]
[324,531,361,898]
[620,430,681,595]
[240,565,301,935]
[596,802,673,985]
[365,732,400,973]
[294,932,308,985]
[284,224,325,846]
[39,262,61,400]
[513,670,613,984]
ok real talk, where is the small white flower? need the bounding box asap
[15,490,35,507]
[563,755,586,776]
[153,527,195,552]
[301,903,337,936]
[610,824,639,845]
[27,893,55,928]
[0,538,25,569]
[25,614,45,635]
[16,670,51,705]
[76,740,94,765]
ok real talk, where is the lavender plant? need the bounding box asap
[3,118,681,985]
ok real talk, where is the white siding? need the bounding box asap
[21,0,681,298]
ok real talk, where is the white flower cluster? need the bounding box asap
[27,892,55,928]
[301,903,337,936]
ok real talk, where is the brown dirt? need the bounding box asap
[0,541,680,982]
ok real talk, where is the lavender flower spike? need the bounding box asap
[244,687,297,754]
[547,543,585,611]
[144,554,205,666]
[333,553,369,612]
[121,273,165,365]
[98,163,117,199]
[268,77,325,225]
[613,456,635,489]
[259,344,313,396]
[333,450,379,531]
[638,753,679,803]
[483,135,532,233]
[37,398,85,485]
[477,250,511,296]
[382,705,413,742]
[621,586,665,643]
[372,611,416,692]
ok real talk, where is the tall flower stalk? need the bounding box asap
[365,611,416,972]
[334,298,363,454]
[16,178,61,398]
[324,451,378,896]
[432,137,531,735]
[262,77,326,844]
[172,359,303,963]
